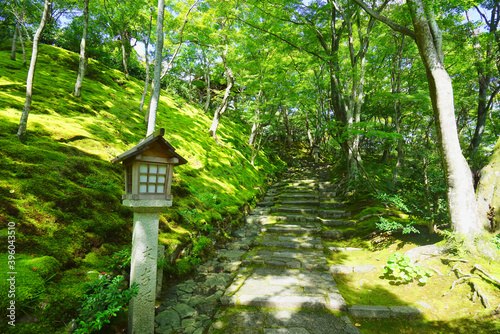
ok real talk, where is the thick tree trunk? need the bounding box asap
[146,0,165,137]
[74,0,89,98]
[11,21,18,60]
[476,136,500,231]
[17,0,50,141]
[408,0,482,236]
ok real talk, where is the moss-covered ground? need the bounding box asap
[0,42,285,333]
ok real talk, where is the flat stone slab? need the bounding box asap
[263,224,321,234]
[319,202,345,209]
[207,309,362,334]
[348,305,391,318]
[329,265,378,274]
[271,207,317,214]
[242,249,328,269]
[318,210,351,218]
[348,305,421,319]
[279,194,317,199]
[321,219,354,226]
[271,215,319,222]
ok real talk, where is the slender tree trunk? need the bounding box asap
[120,30,131,80]
[209,45,234,142]
[74,0,89,98]
[140,10,153,114]
[146,0,165,137]
[469,73,490,158]
[281,106,293,148]
[204,53,211,112]
[11,21,18,60]
[18,25,26,67]
[408,0,482,236]
[17,0,50,141]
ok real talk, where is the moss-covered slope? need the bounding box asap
[0,42,284,333]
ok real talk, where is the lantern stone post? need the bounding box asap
[112,129,187,334]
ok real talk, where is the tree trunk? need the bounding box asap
[74,0,89,98]
[17,0,50,141]
[353,0,484,238]
[282,106,293,148]
[408,0,482,236]
[147,0,165,137]
[19,25,26,67]
[204,53,211,112]
[120,31,131,80]
[209,45,234,142]
[476,136,500,231]
[11,21,18,60]
[140,10,153,114]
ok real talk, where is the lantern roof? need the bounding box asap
[111,128,188,166]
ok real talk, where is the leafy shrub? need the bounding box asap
[106,247,131,276]
[375,192,410,212]
[383,253,431,285]
[376,217,420,234]
[74,275,139,334]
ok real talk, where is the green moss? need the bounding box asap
[0,43,284,333]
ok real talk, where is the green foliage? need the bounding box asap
[383,253,432,285]
[106,247,131,275]
[376,217,420,235]
[492,235,500,250]
[74,275,139,334]
[375,193,410,212]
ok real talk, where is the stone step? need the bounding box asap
[319,192,337,198]
[329,264,379,274]
[271,215,319,222]
[270,207,317,214]
[348,305,422,319]
[280,200,318,206]
[319,202,345,209]
[328,246,363,252]
[257,234,323,250]
[256,201,274,207]
[321,219,354,227]
[222,267,346,310]
[279,194,317,199]
[263,224,321,234]
[318,210,351,218]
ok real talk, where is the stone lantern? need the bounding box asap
[112,128,187,334]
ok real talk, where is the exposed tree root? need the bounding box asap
[473,264,500,285]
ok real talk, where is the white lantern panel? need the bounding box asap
[150,165,158,174]
[140,164,148,173]
[148,184,156,193]
[158,166,167,174]
[158,176,165,184]
[149,175,156,183]
[140,175,148,182]
[157,185,164,193]
[140,184,147,192]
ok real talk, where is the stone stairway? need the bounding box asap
[154,163,422,334]
[208,164,362,333]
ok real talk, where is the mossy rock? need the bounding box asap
[23,256,62,279]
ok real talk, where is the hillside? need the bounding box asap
[0,42,285,333]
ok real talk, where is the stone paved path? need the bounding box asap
[207,164,362,333]
[155,163,421,334]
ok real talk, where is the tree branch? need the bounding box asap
[351,0,416,40]
[234,16,326,62]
